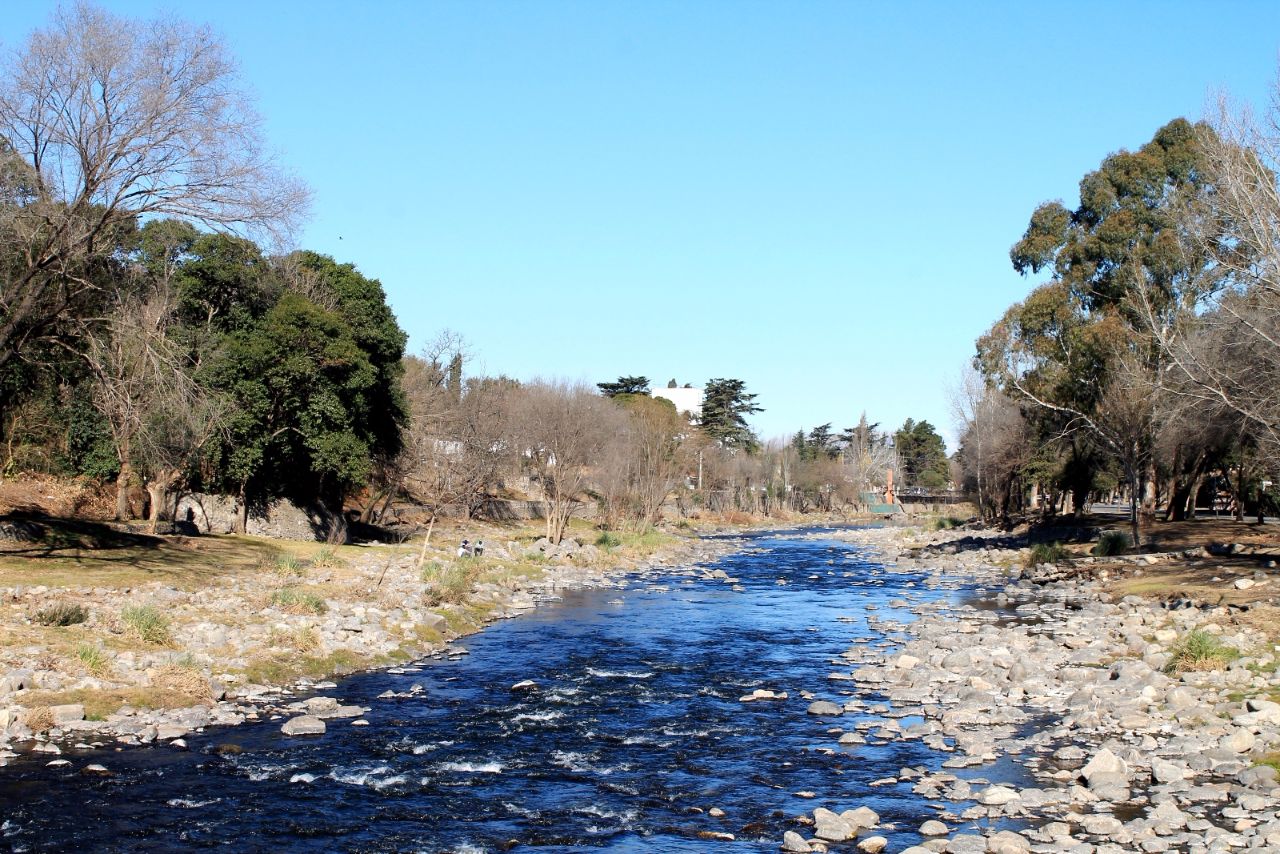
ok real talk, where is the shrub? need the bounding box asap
[121,604,170,645]
[75,643,109,675]
[310,546,343,568]
[1165,630,1240,673]
[423,563,472,605]
[32,602,89,627]
[931,516,966,531]
[595,531,622,548]
[1093,531,1131,557]
[272,554,307,577]
[1026,542,1070,567]
[269,587,328,615]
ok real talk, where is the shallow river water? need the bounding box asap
[0,528,1010,853]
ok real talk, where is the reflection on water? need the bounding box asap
[0,532,1013,852]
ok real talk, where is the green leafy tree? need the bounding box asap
[979,118,1224,543]
[597,375,651,398]
[209,286,404,541]
[894,418,950,489]
[699,378,762,451]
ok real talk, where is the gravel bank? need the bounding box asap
[782,525,1280,854]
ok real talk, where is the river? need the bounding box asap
[0,528,1008,852]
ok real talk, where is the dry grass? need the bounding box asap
[151,663,211,700]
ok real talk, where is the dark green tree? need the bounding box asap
[894,418,950,489]
[699,378,762,451]
[597,375,651,397]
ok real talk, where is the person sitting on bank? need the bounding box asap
[474,539,485,557]
[458,539,470,558]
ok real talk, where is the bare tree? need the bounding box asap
[86,281,223,527]
[513,381,618,544]
[0,2,308,373]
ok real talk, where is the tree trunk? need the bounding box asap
[146,482,166,533]
[233,484,248,534]
[115,462,134,521]
[1127,462,1141,551]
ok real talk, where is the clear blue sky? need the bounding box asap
[6,2,1280,447]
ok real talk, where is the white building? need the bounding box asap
[652,386,704,419]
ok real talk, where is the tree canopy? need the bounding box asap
[699,378,762,451]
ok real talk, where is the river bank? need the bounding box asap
[781,524,1280,853]
[0,521,751,765]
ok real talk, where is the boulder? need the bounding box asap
[978,785,1020,805]
[781,830,811,853]
[842,806,879,830]
[856,837,887,853]
[806,700,842,716]
[812,807,854,841]
[1221,729,1257,754]
[919,819,948,836]
[280,715,326,736]
[48,704,84,724]
[1080,747,1127,782]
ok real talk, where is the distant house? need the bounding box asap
[652,386,704,418]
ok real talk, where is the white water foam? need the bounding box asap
[288,773,316,784]
[510,710,564,725]
[586,667,654,679]
[166,798,220,808]
[329,764,395,786]
[438,760,503,774]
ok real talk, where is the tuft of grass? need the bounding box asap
[121,604,170,645]
[269,586,328,615]
[267,625,320,654]
[1093,530,1131,557]
[595,531,622,549]
[75,643,109,676]
[32,601,89,627]
[931,516,966,531]
[1165,629,1241,673]
[422,562,473,605]
[310,545,344,569]
[271,554,308,578]
[1026,541,1070,567]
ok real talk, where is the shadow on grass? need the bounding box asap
[0,509,164,556]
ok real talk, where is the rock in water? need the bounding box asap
[806,700,843,716]
[781,830,811,852]
[281,715,326,736]
[812,807,855,841]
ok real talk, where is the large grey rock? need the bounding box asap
[280,715,326,736]
[806,700,842,716]
[781,830,811,853]
[812,807,854,841]
[1080,747,1127,782]
[1220,729,1257,754]
[842,806,879,830]
[48,704,84,724]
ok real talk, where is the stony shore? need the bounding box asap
[0,528,743,766]
[782,525,1280,854]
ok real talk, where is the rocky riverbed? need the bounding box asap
[0,529,742,766]
[780,525,1280,854]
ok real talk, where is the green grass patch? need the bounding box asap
[931,516,966,531]
[1165,629,1241,673]
[422,563,473,605]
[1093,530,1131,557]
[121,604,170,645]
[1026,541,1070,567]
[75,643,109,675]
[269,587,328,615]
[271,554,308,578]
[32,601,88,627]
